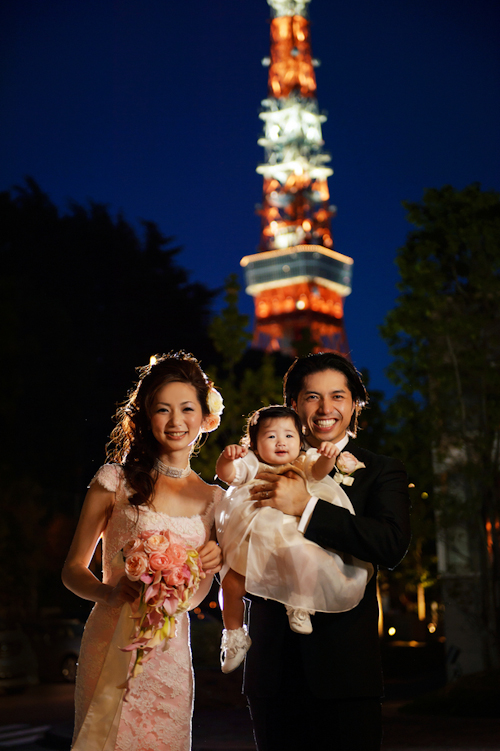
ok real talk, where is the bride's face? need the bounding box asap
[149,381,205,459]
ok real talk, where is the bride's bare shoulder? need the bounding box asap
[192,472,216,490]
[192,473,224,501]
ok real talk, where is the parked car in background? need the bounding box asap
[0,628,38,694]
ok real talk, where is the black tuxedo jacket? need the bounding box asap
[244,440,411,700]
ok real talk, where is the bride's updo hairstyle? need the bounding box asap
[107,351,220,508]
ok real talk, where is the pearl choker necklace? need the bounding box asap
[154,458,191,479]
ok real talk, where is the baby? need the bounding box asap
[215,405,373,673]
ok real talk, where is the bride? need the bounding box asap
[62,352,223,751]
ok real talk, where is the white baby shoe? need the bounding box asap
[220,625,252,673]
[286,607,313,634]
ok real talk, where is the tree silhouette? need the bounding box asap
[0,178,216,618]
[381,183,500,669]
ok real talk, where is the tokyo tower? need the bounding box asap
[241,0,352,355]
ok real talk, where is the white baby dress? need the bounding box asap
[216,449,373,614]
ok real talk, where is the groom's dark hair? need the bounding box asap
[283,352,368,436]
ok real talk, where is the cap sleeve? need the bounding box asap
[88,463,124,493]
[205,485,224,522]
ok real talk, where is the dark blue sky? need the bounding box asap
[2,0,499,396]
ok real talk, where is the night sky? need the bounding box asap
[2,0,499,396]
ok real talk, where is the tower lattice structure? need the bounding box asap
[241,0,352,355]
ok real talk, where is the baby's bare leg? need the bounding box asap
[222,568,247,630]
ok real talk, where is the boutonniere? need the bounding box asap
[333,451,366,486]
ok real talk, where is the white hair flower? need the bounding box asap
[207,387,224,417]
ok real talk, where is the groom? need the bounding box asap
[244,352,411,751]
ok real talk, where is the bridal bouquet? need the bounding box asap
[120,529,204,685]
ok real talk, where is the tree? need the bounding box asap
[0,178,216,619]
[380,183,500,671]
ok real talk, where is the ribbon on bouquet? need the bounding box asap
[72,603,135,751]
[72,548,138,751]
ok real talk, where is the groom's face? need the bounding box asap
[292,369,355,448]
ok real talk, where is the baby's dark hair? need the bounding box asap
[242,405,303,451]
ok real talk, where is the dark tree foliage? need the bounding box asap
[380,183,500,667]
[0,178,216,618]
[355,373,438,623]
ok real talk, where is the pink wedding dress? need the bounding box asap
[72,464,222,751]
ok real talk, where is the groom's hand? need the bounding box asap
[251,471,311,517]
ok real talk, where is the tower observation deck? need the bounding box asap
[241,0,352,355]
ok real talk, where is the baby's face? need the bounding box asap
[255,417,302,466]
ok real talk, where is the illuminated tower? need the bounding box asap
[241,0,353,354]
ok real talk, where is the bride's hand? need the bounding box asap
[198,540,222,574]
[104,576,142,607]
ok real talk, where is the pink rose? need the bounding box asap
[140,530,157,540]
[163,543,188,567]
[144,533,170,555]
[336,452,366,475]
[149,552,171,571]
[122,538,144,557]
[163,568,187,587]
[125,552,149,581]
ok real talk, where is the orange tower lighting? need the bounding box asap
[241,0,353,355]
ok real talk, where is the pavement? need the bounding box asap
[1,673,499,750]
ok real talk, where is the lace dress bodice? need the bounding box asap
[90,464,214,586]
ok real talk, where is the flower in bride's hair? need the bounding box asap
[124,552,149,581]
[207,387,224,416]
[202,413,220,433]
